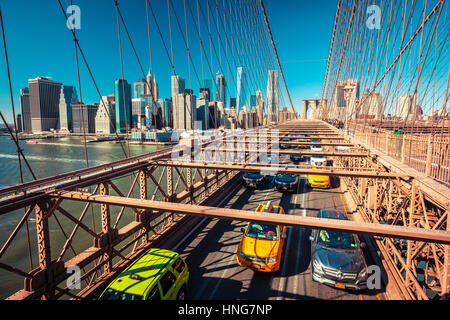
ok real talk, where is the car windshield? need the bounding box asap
[276,173,296,179]
[245,172,263,178]
[313,145,322,148]
[317,230,358,249]
[246,223,279,241]
[313,156,325,159]
[99,288,143,300]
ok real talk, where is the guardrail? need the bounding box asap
[347,123,450,185]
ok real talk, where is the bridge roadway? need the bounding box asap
[166,155,385,301]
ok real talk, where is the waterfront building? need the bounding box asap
[58,86,78,132]
[114,79,132,133]
[16,114,22,132]
[28,77,62,132]
[132,98,146,128]
[95,95,116,134]
[20,88,31,133]
[72,104,98,134]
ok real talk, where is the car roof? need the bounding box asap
[104,248,178,296]
[320,209,348,220]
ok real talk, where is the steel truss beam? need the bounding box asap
[149,160,410,179]
[52,191,450,245]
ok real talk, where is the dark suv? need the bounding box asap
[309,209,368,290]
[290,147,304,162]
[242,171,267,188]
[274,167,299,193]
[280,138,291,149]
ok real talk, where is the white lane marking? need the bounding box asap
[275,187,300,299]
[189,187,246,300]
[292,194,300,296]
[276,226,293,300]
[302,177,308,217]
[296,177,308,296]
[209,180,276,299]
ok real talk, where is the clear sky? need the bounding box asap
[0,0,337,123]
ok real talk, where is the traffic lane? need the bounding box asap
[270,176,356,300]
[176,174,381,300]
[177,179,300,300]
[304,176,382,300]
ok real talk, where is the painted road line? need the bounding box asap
[292,195,299,296]
[275,177,301,299]
[276,226,293,300]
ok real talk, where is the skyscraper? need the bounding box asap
[95,95,116,134]
[250,94,257,107]
[333,79,359,119]
[146,70,159,101]
[185,92,196,131]
[358,91,383,120]
[229,97,237,109]
[20,88,31,133]
[28,77,62,132]
[58,86,78,132]
[196,89,210,130]
[72,104,98,134]
[173,92,196,130]
[171,75,185,98]
[236,66,247,115]
[16,114,22,133]
[266,70,279,117]
[133,78,146,98]
[131,98,146,128]
[114,79,132,134]
[203,79,213,99]
[398,94,417,120]
[255,90,264,126]
[216,72,227,108]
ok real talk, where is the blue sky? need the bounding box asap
[0,0,337,122]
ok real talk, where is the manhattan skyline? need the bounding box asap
[0,0,336,122]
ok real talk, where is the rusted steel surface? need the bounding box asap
[1,119,449,300]
[54,190,450,245]
[200,148,368,157]
[151,160,410,179]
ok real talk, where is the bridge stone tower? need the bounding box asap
[302,99,327,119]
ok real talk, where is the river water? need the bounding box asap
[0,136,167,298]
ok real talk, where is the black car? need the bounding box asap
[242,170,267,188]
[274,172,299,193]
[290,147,304,163]
[280,138,291,149]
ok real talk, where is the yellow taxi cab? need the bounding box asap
[297,138,310,149]
[236,201,287,272]
[307,167,331,189]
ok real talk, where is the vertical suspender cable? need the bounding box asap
[259,0,296,117]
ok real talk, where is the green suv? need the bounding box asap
[98,248,189,300]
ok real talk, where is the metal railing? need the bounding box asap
[348,123,450,185]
